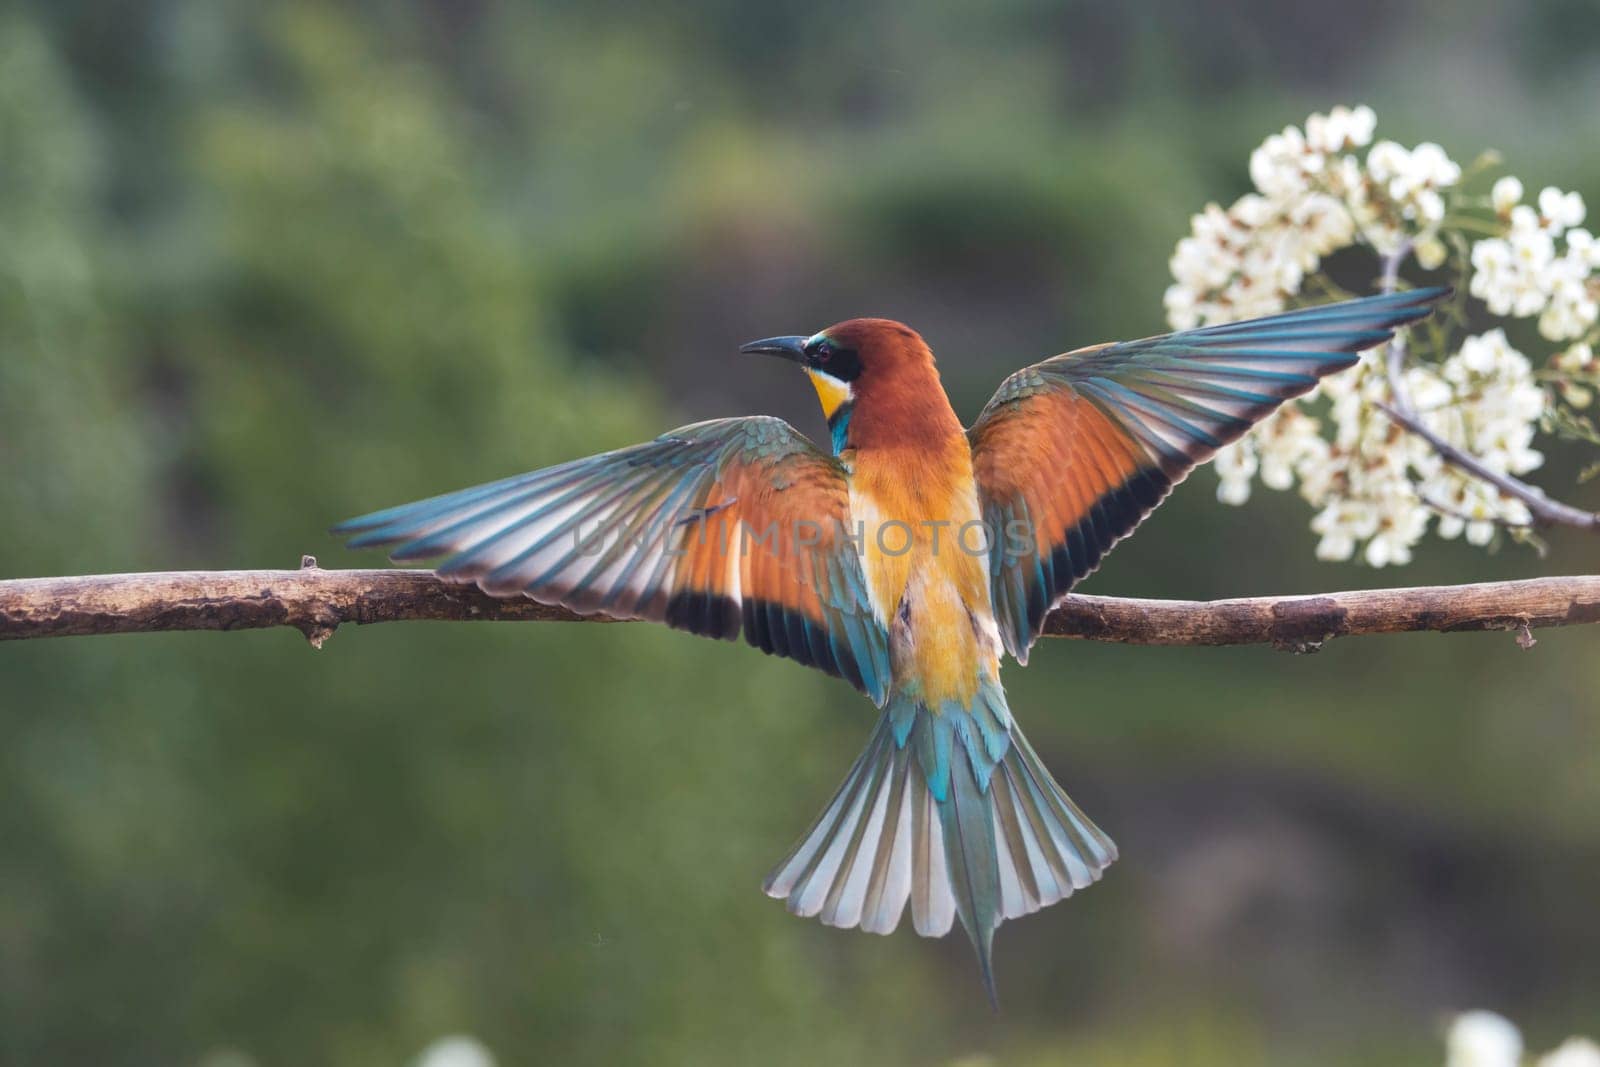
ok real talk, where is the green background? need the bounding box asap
[2,2,1597,1063]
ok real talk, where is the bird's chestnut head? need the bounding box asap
[740,319,943,449]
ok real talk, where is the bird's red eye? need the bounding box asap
[814,341,834,362]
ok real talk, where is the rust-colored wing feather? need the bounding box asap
[334,416,892,703]
[969,288,1449,662]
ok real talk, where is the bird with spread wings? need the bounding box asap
[336,287,1447,1003]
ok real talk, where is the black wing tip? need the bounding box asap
[1275,285,1453,350]
[342,529,402,550]
[1183,285,1451,341]
[390,542,445,562]
[1399,283,1452,303]
[1334,327,1400,346]
[1354,284,1452,310]
[1356,284,1453,343]
[1385,285,1452,316]
[331,508,413,542]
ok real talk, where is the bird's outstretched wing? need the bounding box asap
[968,287,1449,663]
[334,416,893,704]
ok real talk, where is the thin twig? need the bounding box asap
[1,563,1596,652]
[1376,242,1600,531]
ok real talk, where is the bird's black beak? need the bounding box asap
[739,335,808,363]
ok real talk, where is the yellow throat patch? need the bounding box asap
[805,368,852,420]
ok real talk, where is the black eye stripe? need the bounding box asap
[803,337,861,381]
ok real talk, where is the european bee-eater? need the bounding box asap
[335,286,1447,1003]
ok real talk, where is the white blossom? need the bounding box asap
[1447,1012,1524,1067]
[414,1037,497,1067]
[1539,185,1586,232]
[1566,227,1600,267]
[1492,176,1523,216]
[1305,104,1376,153]
[1551,338,1597,404]
[1540,1038,1600,1067]
[1555,341,1594,372]
[1416,233,1449,270]
[1368,141,1459,221]
[1540,259,1599,340]
[1213,436,1258,505]
[1312,500,1377,561]
[1440,1014,1600,1067]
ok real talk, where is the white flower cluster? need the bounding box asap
[1166,105,1461,331]
[1409,330,1545,541]
[1471,179,1600,342]
[1207,319,1545,568]
[1446,1011,1600,1067]
[1170,106,1594,565]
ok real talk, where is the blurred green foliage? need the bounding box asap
[2,2,1598,1064]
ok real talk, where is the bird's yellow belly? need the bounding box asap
[848,455,1000,707]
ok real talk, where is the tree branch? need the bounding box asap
[2,560,1596,652]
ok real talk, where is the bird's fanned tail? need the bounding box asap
[763,682,1116,1004]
